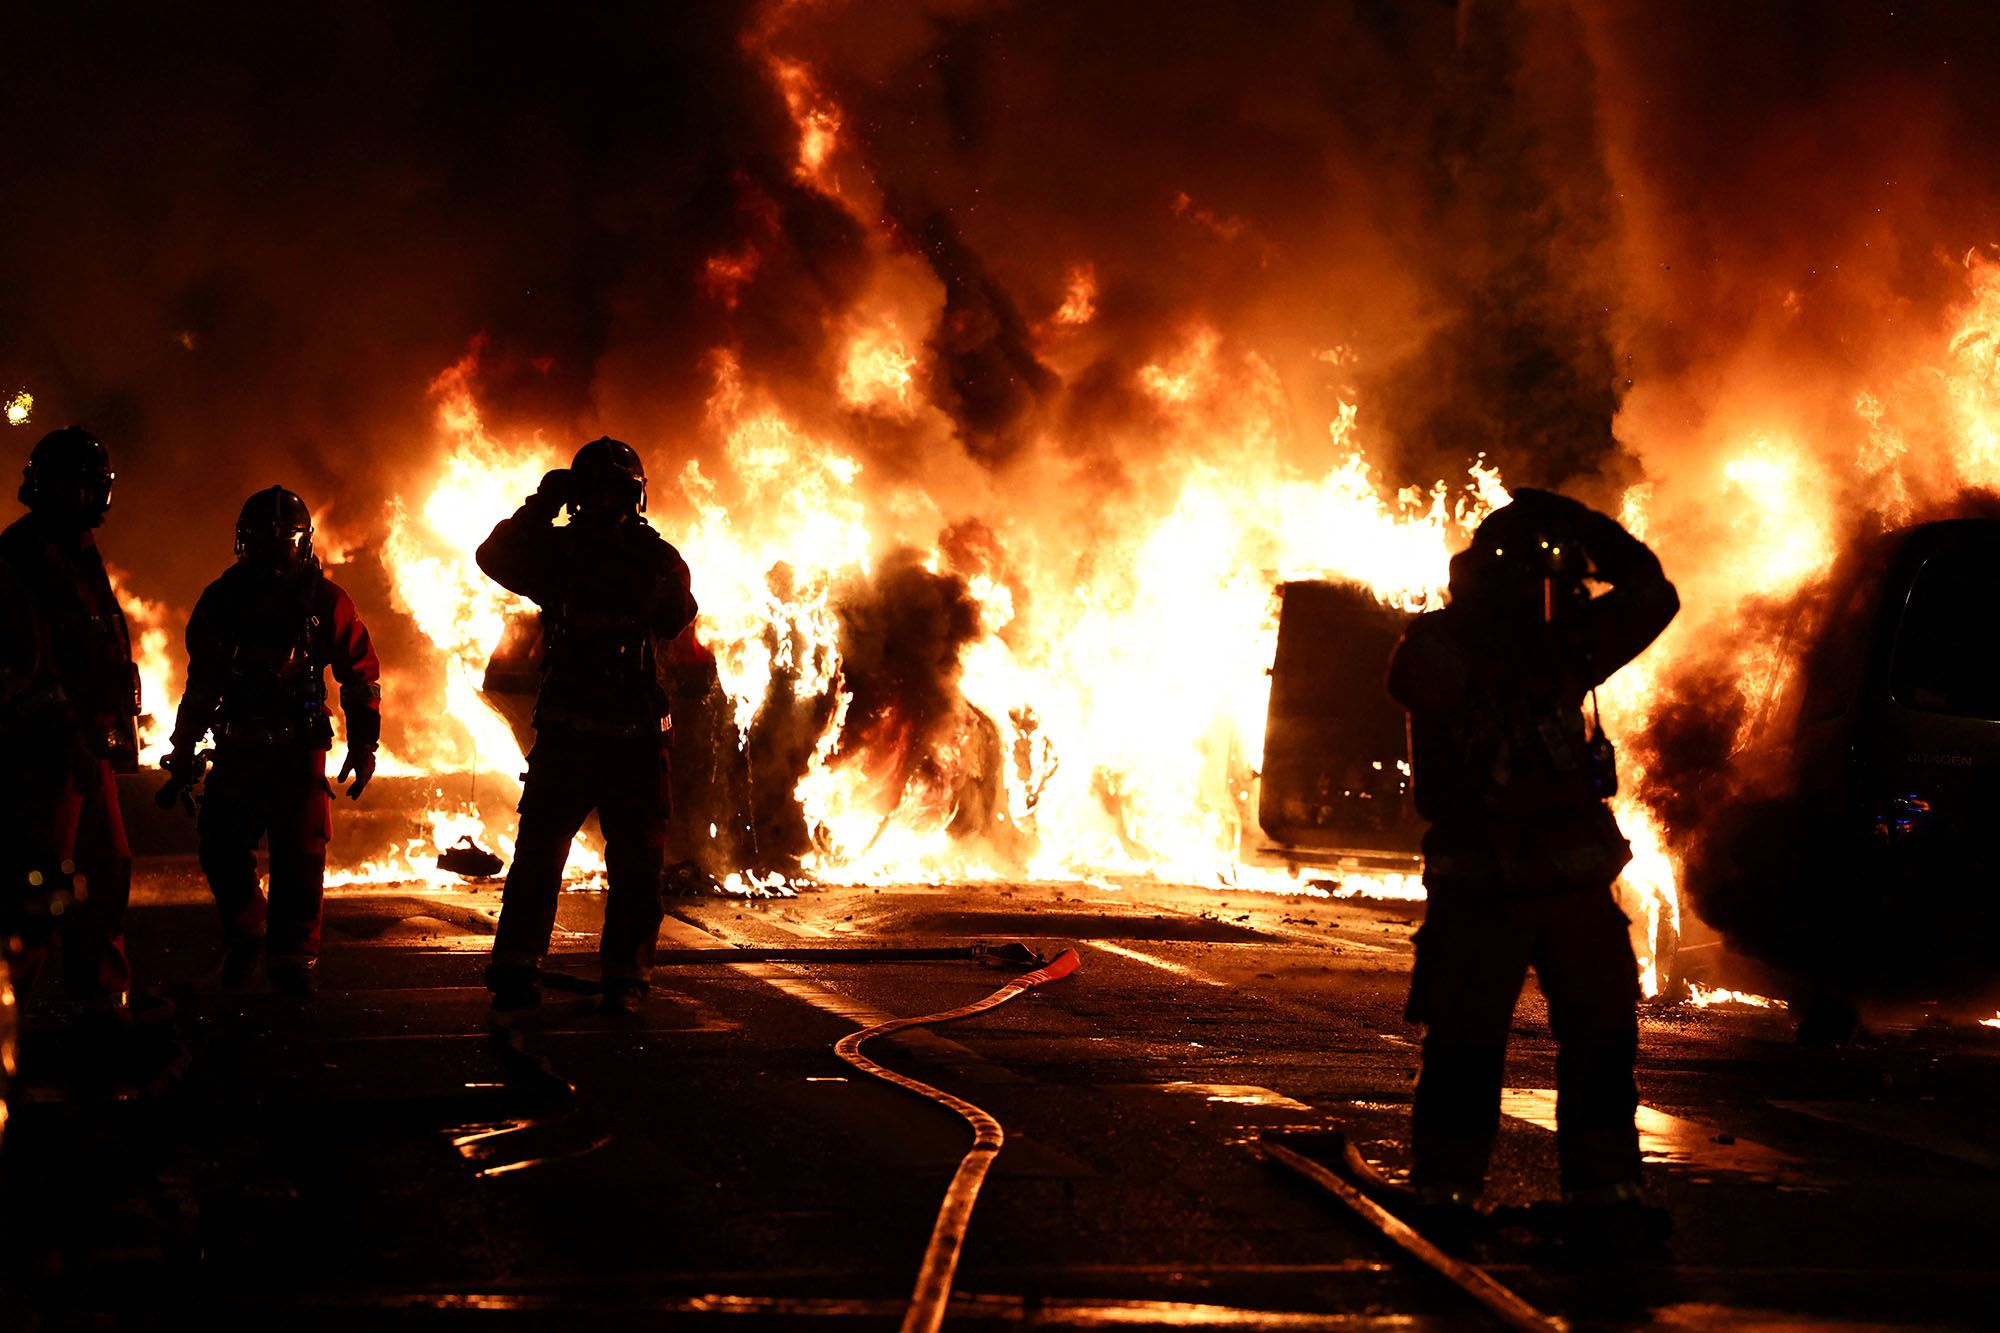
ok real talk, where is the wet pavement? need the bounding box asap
[4,865,1999,1329]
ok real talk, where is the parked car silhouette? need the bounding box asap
[1693,516,2000,1037]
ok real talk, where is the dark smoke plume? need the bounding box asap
[833,547,983,779]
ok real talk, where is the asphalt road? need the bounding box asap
[5,864,1999,1330]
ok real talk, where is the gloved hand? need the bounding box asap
[156,749,202,812]
[1507,488,1654,581]
[338,747,377,800]
[162,747,202,784]
[526,468,573,519]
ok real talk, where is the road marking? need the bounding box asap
[1243,923,1404,955]
[1501,1088,1817,1187]
[474,1134,613,1179]
[339,1290,1419,1326]
[727,963,899,1027]
[1771,1099,2000,1170]
[447,1118,614,1179]
[658,916,1014,1075]
[1153,1082,1317,1112]
[1089,940,1229,985]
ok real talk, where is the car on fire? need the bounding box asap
[1693,516,2000,1034]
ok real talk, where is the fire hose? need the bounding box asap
[834,947,1082,1333]
[1261,1137,1564,1333]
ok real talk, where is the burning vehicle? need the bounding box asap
[1669,514,2000,1033]
[1256,579,1423,875]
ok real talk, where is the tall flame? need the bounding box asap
[108,565,180,767]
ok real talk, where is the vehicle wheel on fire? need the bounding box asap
[161,486,383,997]
[474,437,698,1014]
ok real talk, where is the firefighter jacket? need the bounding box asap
[1388,516,1678,892]
[0,513,140,770]
[170,562,381,753]
[475,505,698,738]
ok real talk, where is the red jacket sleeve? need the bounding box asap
[475,503,562,604]
[169,580,229,753]
[324,581,382,751]
[652,543,698,642]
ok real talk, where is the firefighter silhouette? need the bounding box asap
[0,427,141,1017]
[1387,487,1678,1243]
[476,437,697,1013]
[162,486,381,995]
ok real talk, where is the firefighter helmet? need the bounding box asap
[19,426,115,524]
[569,436,647,515]
[1450,493,1593,612]
[235,485,316,575]
[1466,496,1591,583]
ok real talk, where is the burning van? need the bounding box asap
[1255,580,1424,873]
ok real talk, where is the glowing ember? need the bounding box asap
[3,390,29,427]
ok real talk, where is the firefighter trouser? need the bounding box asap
[198,743,333,964]
[489,728,668,991]
[1,752,134,1004]
[1405,883,1642,1196]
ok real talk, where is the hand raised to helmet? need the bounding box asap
[1506,487,1593,522]
[1510,488,1653,582]
[527,469,574,518]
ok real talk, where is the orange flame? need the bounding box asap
[107,565,179,767]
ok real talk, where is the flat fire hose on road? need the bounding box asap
[833,947,1082,1333]
[1261,1138,1564,1333]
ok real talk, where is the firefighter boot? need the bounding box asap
[1562,1182,1672,1256]
[600,977,649,1016]
[486,958,542,1014]
[218,930,265,992]
[268,953,318,997]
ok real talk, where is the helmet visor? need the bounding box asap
[239,526,311,574]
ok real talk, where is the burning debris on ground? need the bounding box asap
[9,2,2000,1328]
